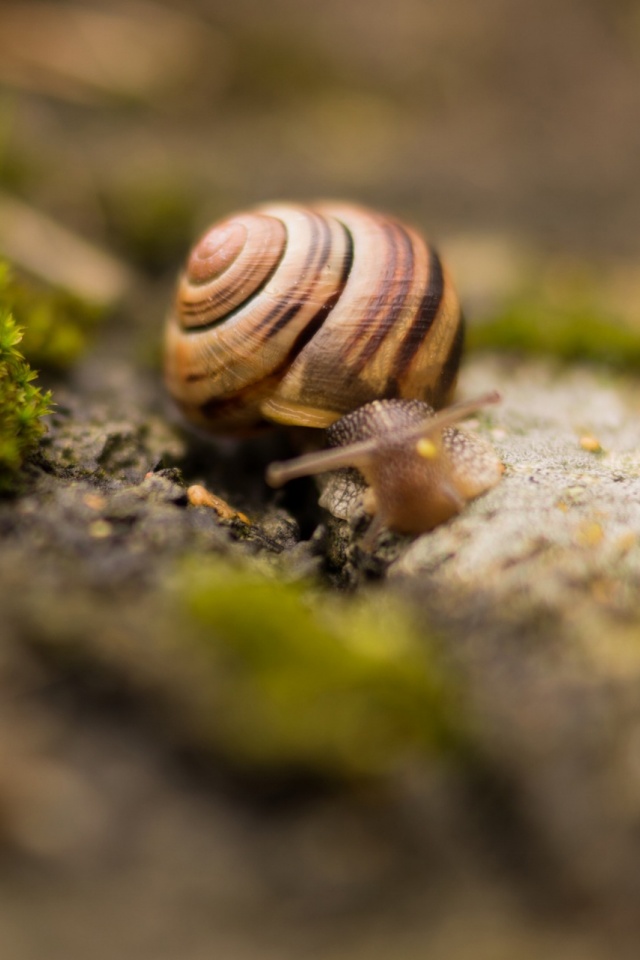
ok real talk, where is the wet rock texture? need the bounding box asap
[2,353,640,959]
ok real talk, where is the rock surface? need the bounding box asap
[2,351,640,958]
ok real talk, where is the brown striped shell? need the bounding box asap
[164,202,464,433]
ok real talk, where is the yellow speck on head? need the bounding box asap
[416,438,437,459]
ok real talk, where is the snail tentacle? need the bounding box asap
[266,391,501,487]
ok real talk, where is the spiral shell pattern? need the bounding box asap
[165,202,464,432]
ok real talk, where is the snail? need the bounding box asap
[164,201,503,539]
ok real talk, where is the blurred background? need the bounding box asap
[1,0,640,304]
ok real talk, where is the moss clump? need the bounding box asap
[3,271,103,371]
[468,301,640,367]
[468,270,640,368]
[103,177,198,273]
[178,559,466,780]
[0,270,52,492]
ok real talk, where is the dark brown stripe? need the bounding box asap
[189,217,351,390]
[225,216,317,343]
[348,222,415,373]
[391,246,445,381]
[344,223,397,360]
[178,228,289,332]
[281,222,355,365]
[256,212,329,341]
[198,381,277,425]
[433,310,464,407]
[341,221,397,357]
[180,215,285,320]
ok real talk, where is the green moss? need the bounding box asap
[0,266,52,492]
[2,268,102,371]
[178,559,466,779]
[103,177,197,273]
[0,102,37,193]
[467,274,640,368]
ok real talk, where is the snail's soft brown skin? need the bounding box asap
[164,201,502,539]
[164,201,464,433]
[267,392,503,541]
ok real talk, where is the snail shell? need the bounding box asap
[164,202,464,433]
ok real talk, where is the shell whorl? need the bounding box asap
[164,202,464,432]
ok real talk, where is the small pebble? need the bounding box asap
[580,435,602,453]
[83,493,106,511]
[616,531,637,555]
[577,521,604,547]
[187,485,249,524]
[89,520,113,539]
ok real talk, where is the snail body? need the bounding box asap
[267,392,503,541]
[165,201,463,433]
